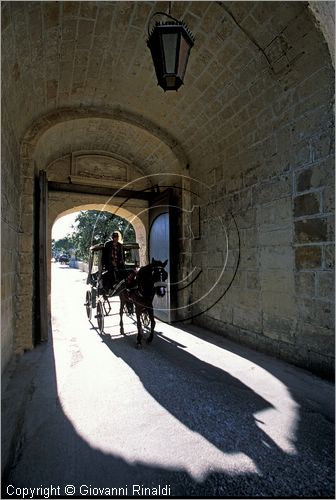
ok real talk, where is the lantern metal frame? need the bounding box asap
[147,11,194,91]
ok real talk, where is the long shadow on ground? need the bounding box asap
[2,318,334,498]
[96,326,334,497]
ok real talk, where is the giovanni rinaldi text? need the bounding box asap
[6,483,172,498]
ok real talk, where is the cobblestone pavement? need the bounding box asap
[2,264,334,498]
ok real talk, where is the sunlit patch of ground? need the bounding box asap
[49,264,304,482]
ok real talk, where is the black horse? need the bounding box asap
[119,258,168,347]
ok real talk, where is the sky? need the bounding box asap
[52,212,79,241]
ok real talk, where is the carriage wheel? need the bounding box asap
[96,301,104,333]
[85,290,92,320]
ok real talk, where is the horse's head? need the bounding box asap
[151,258,168,297]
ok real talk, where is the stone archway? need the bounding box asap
[50,198,148,271]
[48,198,148,336]
[16,106,189,354]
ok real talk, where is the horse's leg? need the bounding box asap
[147,307,155,343]
[136,309,143,348]
[119,295,124,335]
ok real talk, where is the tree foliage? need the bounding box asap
[70,210,136,261]
[52,237,73,256]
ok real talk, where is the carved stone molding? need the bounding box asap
[71,153,128,187]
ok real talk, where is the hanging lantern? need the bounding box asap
[147,15,194,91]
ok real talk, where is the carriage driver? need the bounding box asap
[102,231,126,290]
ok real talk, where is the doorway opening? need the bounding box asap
[43,204,148,346]
[51,210,137,267]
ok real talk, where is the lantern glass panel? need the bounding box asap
[177,34,191,79]
[161,32,178,73]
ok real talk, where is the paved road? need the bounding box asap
[2,264,334,498]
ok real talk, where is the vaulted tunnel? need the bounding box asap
[2,1,334,378]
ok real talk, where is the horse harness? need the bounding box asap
[126,264,167,298]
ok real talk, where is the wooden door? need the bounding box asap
[34,170,48,343]
[148,189,177,323]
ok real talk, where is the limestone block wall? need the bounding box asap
[191,7,335,377]
[1,115,21,372]
[193,150,334,376]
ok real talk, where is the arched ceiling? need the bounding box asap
[33,117,181,176]
[2,1,333,174]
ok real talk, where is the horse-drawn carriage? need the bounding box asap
[84,240,168,346]
[85,242,140,333]
[58,253,70,265]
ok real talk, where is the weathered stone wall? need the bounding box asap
[1,112,21,372]
[191,6,335,377]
